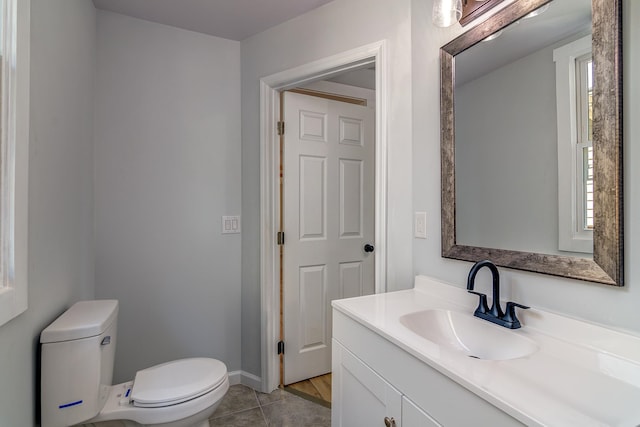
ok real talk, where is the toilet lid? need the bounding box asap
[131,358,227,408]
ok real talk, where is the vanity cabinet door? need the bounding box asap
[402,396,442,427]
[332,340,402,427]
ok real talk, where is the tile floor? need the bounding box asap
[209,384,331,427]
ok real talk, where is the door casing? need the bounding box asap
[259,40,388,393]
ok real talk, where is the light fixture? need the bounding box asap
[432,0,463,28]
[523,3,549,19]
[481,29,503,42]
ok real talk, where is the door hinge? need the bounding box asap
[277,341,285,355]
[277,121,285,136]
[277,231,285,245]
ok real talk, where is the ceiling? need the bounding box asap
[456,0,591,86]
[92,0,335,41]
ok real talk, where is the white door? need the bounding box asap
[282,91,375,385]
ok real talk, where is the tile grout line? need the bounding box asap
[209,404,261,420]
[210,386,263,421]
[254,389,270,426]
[211,384,330,426]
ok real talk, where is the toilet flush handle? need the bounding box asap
[101,336,111,345]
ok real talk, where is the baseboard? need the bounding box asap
[227,370,262,390]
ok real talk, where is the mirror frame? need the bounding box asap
[440,0,623,286]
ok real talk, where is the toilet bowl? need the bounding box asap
[40,300,229,427]
[87,358,229,427]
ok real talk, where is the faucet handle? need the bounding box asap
[468,290,489,315]
[502,301,529,329]
[506,301,529,311]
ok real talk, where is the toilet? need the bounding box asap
[40,300,229,427]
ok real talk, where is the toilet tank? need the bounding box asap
[40,300,118,427]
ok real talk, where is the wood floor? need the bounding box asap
[284,373,332,407]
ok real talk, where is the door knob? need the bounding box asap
[384,417,396,427]
[364,244,375,253]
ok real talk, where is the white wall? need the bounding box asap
[94,12,242,382]
[0,1,96,425]
[413,0,640,334]
[240,0,414,377]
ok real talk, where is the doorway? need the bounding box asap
[260,41,388,394]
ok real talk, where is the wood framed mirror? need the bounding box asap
[440,0,623,285]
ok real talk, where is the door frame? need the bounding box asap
[260,40,388,393]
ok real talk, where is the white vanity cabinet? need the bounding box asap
[332,340,440,427]
[332,277,640,426]
[332,309,524,427]
[402,396,440,426]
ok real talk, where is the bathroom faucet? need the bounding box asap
[466,260,529,329]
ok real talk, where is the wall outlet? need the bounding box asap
[415,212,427,239]
[222,215,241,234]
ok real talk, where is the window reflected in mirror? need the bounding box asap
[553,33,593,254]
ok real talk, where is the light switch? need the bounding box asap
[415,212,427,239]
[222,215,241,234]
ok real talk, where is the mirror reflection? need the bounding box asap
[454,0,593,258]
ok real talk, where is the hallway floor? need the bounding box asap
[209,384,331,426]
[285,373,332,407]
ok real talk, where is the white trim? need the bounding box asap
[259,40,388,393]
[227,370,263,390]
[554,35,592,254]
[0,0,29,327]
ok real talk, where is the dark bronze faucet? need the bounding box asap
[466,260,529,329]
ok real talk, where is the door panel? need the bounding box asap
[299,156,326,239]
[339,116,364,146]
[299,265,327,351]
[339,261,363,299]
[283,91,375,385]
[339,159,363,237]
[300,110,327,142]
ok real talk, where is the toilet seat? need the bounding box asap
[131,358,227,408]
[86,359,229,426]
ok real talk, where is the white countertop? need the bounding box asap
[332,276,640,427]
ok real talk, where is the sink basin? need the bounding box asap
[399,309,538,360]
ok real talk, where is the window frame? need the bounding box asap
[553,34,593,254]
[575,53,594,233]
[0,0,29,327]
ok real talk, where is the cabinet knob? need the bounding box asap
[384,416,396,427]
